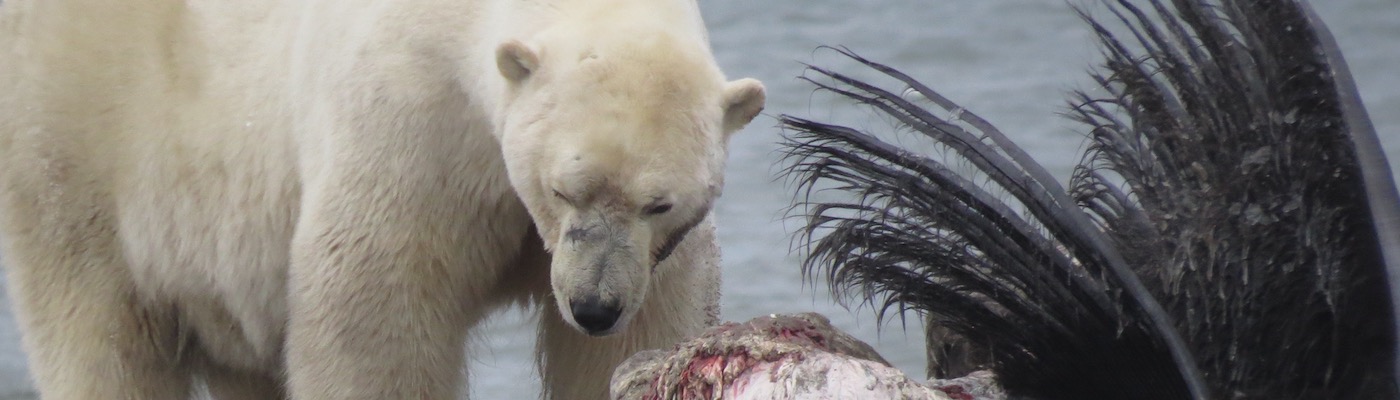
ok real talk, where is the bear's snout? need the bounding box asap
[569,295,622,336]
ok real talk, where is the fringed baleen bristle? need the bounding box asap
[780,47,1206,400]
[780,1,1400,399]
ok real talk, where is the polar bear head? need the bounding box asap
[493,30,764,336]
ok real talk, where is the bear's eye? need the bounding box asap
[644,203,673,216]
[553,190,574,205]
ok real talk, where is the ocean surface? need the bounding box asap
[0,1,1395,399]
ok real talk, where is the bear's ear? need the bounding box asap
[721,78,766,137]
[497,40,539,83]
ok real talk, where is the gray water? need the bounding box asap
[0,1,1396,399]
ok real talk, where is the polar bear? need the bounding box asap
[0,0,764,398]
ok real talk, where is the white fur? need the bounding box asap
[0,0,763,398]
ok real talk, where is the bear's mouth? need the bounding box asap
[651,209,709,269]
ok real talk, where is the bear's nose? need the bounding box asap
[569,295,621,335]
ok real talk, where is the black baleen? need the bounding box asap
[780,1,1400,399]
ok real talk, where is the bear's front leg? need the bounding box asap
[285,192,474,399]
[536,220,723,400]
[284,123,529,399]
[283,21,539,391]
